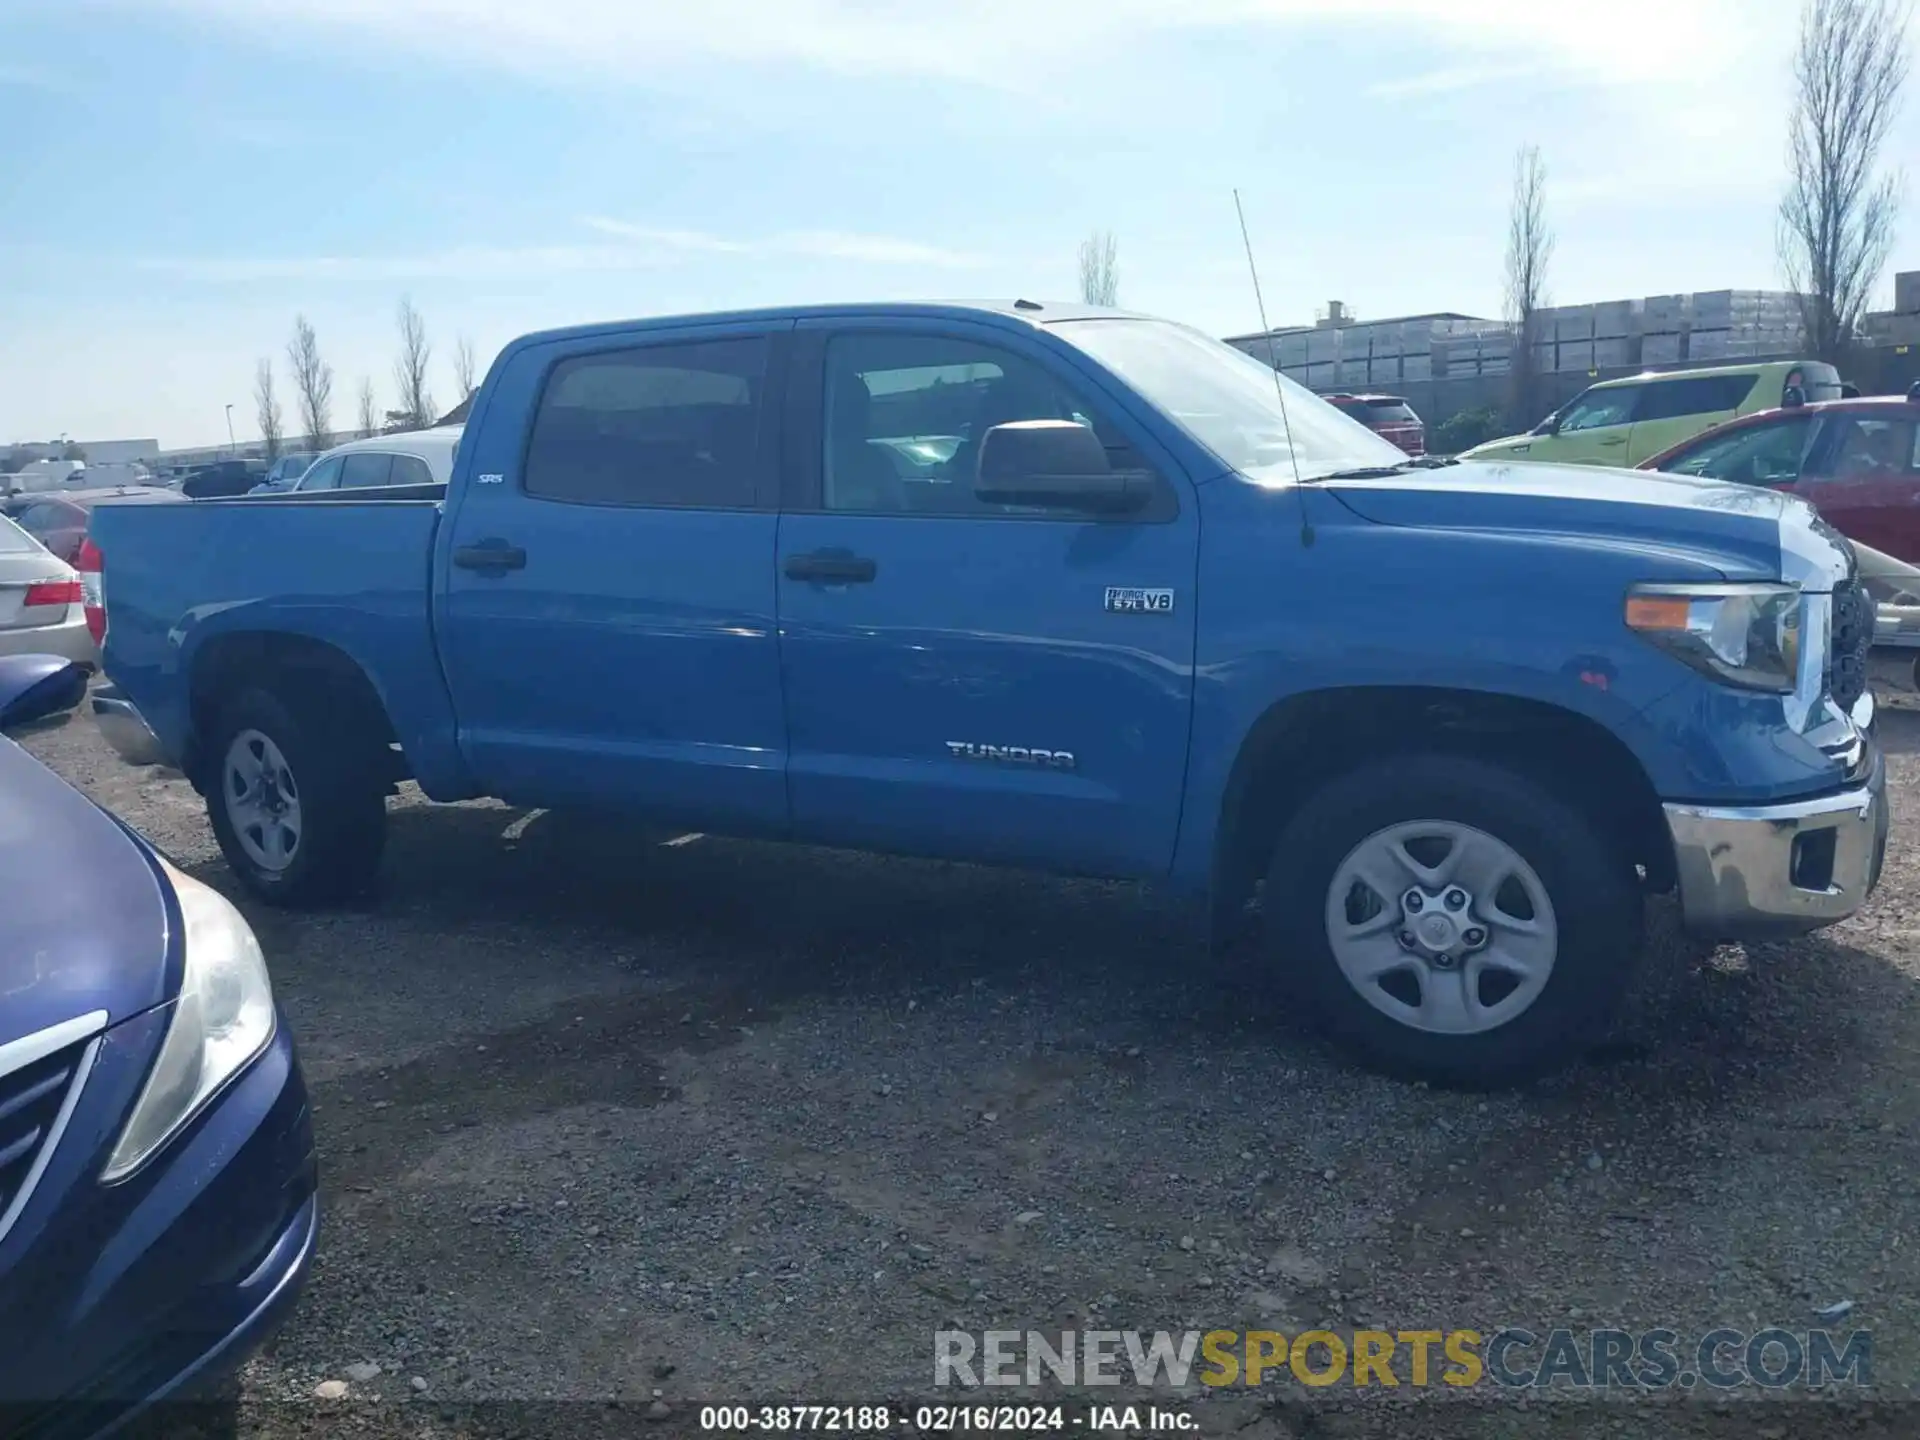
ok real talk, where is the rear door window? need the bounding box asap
[390,455,436,486]
[1635,375,1756,422]
[339,452,395,489]
[524,336,768,509]
[1809,414,1920,483]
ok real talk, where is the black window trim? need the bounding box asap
[781,324,1180,524]
[516,324,791,513]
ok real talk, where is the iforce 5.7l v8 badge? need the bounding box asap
[1104,586,1175,614]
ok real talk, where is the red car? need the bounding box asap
[0,486,185,565]
[1640,383,1920,561]
[1324,393,1426,456]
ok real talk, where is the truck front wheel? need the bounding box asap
[1266,754,1641,1087]
[205,686,387,906]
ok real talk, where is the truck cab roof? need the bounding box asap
[508,300,1136,353]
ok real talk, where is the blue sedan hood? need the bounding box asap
[0,739,171,1044]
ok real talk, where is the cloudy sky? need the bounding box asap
[3,0,1916,447]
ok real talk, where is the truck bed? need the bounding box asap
[86,493,461,788]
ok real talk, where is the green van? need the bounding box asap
[1460,360,1844,467]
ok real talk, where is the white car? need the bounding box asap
[0,513,93,665]
[289,427,460,494]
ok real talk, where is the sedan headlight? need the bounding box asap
[102,857,276,1182]
[1625,582,1804,693]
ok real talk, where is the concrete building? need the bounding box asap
[1227,273,1920,430]
[75,438,160,465]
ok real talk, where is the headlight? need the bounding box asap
[1625,582,1804,693]
[102,857,276,1182]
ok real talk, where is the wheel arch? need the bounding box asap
[185,630,401,794]
[1207,685,1671,946]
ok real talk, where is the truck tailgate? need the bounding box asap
[86,496,454,783]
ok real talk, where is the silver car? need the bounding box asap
[289,428,460,494]
[0,513,92,665]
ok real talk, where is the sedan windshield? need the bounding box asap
[1055,318,1408,483]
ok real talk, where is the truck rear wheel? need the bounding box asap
[1265,754,1641,1087]
[205,685,387,906]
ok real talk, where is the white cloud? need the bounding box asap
[126,218,985,286]
[133,243,680,283]
[581,217,986,267]
[90,0,1791,91]
[0,63,74,92]
[1364,62,1539,99]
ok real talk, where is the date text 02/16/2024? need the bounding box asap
[697,1405,1193,1432]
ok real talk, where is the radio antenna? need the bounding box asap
[1233,188,1313,545]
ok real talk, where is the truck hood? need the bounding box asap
[1321,459,1853,592]
[0,739,172,1045]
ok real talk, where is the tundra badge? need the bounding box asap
[1105,586,1174,614]
[946,742,1076,771]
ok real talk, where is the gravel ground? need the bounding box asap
[24,705,1920,1440]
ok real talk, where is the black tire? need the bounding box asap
[1265,754,1642,1088]
[204,684,387,907]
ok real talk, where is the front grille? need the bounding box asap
[0,1039,88,1236]
[1830,579,1872,713]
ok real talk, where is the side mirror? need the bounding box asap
[0,654,88,734]
[1906,380,1920,405]
[973,420,1150,515]
[1530,412,1560,437]
[1782,385,1807,409]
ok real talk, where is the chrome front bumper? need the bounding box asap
[1665,741,1889,940]
[92,684,170,768]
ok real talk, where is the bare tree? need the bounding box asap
[453,333,479,401]
[357,377,379,438]
[394,296,435,429]
[1780,0,1911,365]
[287,315,334,452]
[1077,230,1119,307]
[1502,144,1554,431]
[253,358,283,462]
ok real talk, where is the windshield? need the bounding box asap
[1054,318,1407,483]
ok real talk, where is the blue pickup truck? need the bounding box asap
[87,302,1888,1084]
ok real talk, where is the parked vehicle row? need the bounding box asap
[247,451,320,495]
[1464,360,1842,468]
[0,655,317,1432]
[84,300,1886,1087]
[1638,383,1920,561]
[4,486,188,566]
[278,427,459,494]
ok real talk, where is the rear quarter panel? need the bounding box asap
[87,498,471,796]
